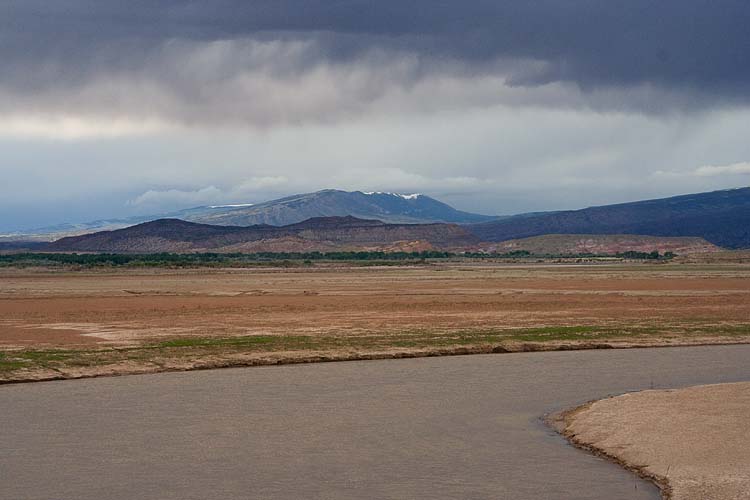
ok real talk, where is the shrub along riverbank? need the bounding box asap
[0,250,675,268]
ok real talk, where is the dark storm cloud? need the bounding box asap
[2,0,749,91]
[1,0,749,129]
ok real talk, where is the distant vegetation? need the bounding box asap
[0,250,676,268]
[464,250,675,260]
[616,250,675,260]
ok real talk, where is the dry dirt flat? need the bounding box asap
[563,382,750,500]
[1,262,749,381]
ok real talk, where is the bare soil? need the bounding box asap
[2,262,749,382]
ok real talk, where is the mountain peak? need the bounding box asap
[178,189,494,227]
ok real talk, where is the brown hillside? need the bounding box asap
[480,234,720,255]
[48,216,479,253]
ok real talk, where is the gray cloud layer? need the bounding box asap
[3,0,749,86]
[1,0,749,128]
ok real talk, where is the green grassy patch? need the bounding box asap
[705,324,750,336]
[502,325,602,342]
[2,323,750,379]
[382,326,614,347]
[16,350,79,363]
[158,336,278,348]
[156,335,320,350]
[0,352,27,372]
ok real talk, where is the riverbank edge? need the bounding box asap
[2,337,750,387]
[546,402,673,500]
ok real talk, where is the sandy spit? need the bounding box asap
[556,382,750,500]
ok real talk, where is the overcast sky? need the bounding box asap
[2,1,750,231]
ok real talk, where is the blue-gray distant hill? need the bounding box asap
[6,189,495,241]
[184,189,496,226]
[468,187,750,249]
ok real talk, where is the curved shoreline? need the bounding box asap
[3,336,750,386]
[548,404,673,499]
[552,382,750,500]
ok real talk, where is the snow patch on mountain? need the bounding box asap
[361,191,422,200]
[208,203,255,209]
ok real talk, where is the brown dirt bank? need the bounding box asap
[4,338,750,386]
[558,382,750,500]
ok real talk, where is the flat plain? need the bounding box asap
[2,261,750,382]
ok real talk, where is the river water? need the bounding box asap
[2,345,750,500]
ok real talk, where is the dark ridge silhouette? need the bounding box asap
[47,216,480,253]
[468,188,750,248]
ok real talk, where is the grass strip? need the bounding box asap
[2,324,749,378]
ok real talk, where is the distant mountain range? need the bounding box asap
[185,190,496,226]
[3,186,750,251]
[48,216,479,253]
[33,216,720,255]
[468,187,750,249]
[5,190,496,241]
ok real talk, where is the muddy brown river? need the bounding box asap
[2,345,750,500]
